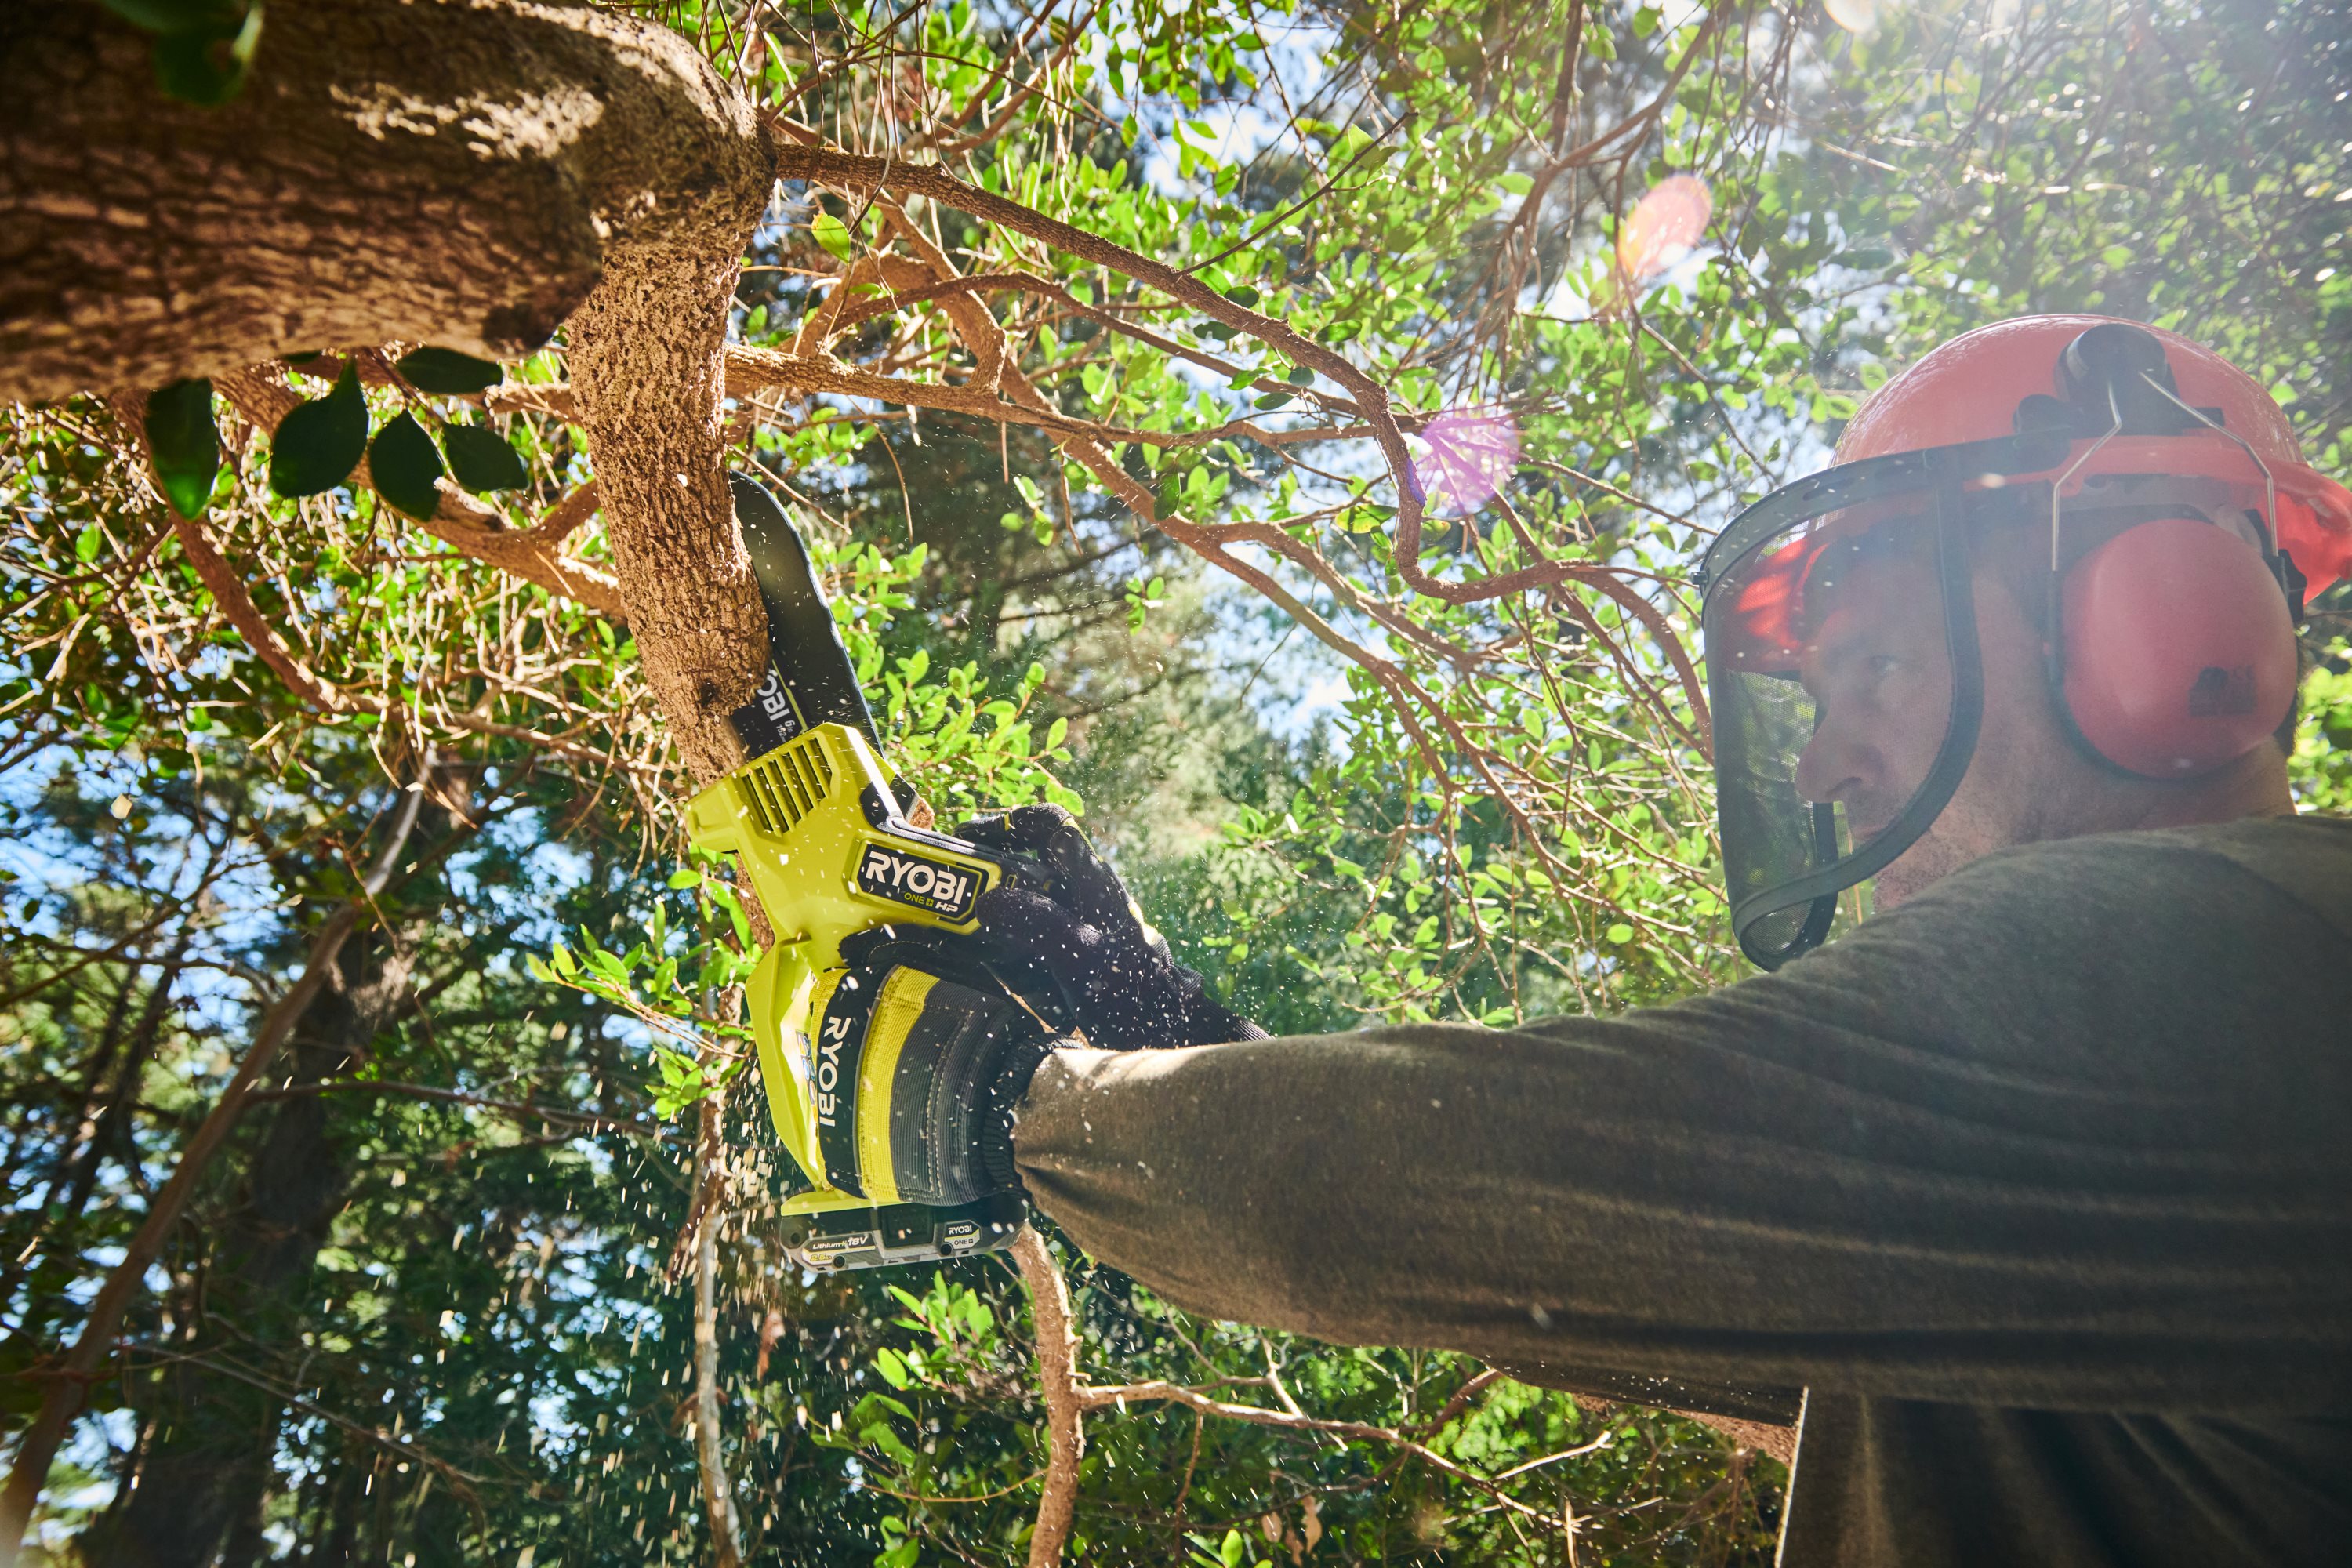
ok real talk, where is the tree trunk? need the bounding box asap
[1,0,770,405]
[3,4,783,1543]
[74,927,413,1568]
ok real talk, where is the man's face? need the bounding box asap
[1791,546,2094,909]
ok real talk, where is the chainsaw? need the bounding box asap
[683,475,1062,1272]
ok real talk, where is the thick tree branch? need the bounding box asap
[3,0,768,405]
[567,130,775,782]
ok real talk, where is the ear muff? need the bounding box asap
[2054,516,2298,778]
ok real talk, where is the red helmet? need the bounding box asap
[1839,314,2351,595]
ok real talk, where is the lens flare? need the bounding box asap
[1824,0,1880,34]
[1412,408,1520,517]
[1615,174,1713,288]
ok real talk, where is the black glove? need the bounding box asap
[956,804,1266,1049]
[826,932,1067,1204]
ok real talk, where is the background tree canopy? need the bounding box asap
[1,0,2345,1563]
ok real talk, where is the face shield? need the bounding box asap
[1700,435,2045,968]
[1700,373,2325,971]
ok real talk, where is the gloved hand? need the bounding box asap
[956,804,1267,1049]
[822,933,1069,1205]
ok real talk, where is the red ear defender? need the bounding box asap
[2057,517,2299,777]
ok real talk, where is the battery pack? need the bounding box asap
[779,1193,1026,1272]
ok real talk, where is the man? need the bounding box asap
[845,317,2352,1565]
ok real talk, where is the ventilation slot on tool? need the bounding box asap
[734,734,837,836]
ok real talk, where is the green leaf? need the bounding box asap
[1606,923,1634,944]
[74,528,102,564]
[147,5,260,106]
[143,379,220,519]
[395,346,503,395]
[368,412,444,521]
[666,869,704,891]
[873,1348,909,1388]
[1287,365,1316,386]
[442,425,529,492]
[1225,285,1261,307]
[1497,171,1534,195]
[1254,392,1294,410]
[268,361,369,499]
[811,212,855,260]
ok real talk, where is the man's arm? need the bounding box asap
[1013,825,2352,1414]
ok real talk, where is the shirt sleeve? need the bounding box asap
[1012,828,2352,1414]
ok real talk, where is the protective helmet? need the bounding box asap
[1697,315,2352,970]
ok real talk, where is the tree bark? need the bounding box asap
[1,0,768,406]
[567,232,772,781]
[1013,1228,1084,1568]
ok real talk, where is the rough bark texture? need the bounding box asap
[6,0,779,771]
[567,230,773,782]
[0,0,760,405]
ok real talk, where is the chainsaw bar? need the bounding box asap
[724,472,884,764]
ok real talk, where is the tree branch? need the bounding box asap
[212,366,625,618]
[692,1078,745,1566]
[0,768,428,1566]
[1011,1227,1083,1568]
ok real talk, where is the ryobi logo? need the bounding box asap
[814,1011,853,1126]
[855,846,981,920]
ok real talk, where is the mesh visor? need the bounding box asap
[1703,458,1994,969]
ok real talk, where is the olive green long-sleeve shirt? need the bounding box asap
[1013,818,2352,1566]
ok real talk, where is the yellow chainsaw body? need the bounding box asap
[684,722,1004,1220]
